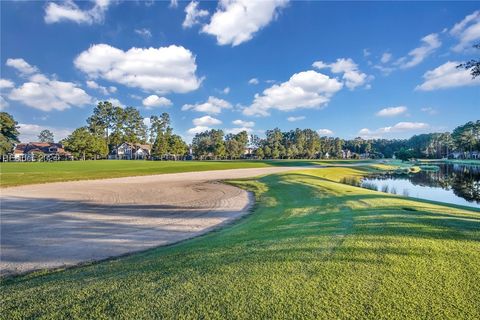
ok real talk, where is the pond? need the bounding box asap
[361,163,480,209]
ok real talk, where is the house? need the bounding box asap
[341,149,352,159]
[12,142,72,161]
[110,142,151,160]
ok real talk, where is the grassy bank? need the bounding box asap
[2,165,479,319]
[0,159,373,187]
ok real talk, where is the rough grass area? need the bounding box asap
[1,166,479,319]
[0,159,373,187]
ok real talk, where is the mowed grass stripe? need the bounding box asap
[1,166,479,319]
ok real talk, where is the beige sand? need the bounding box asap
[0,167,306,276]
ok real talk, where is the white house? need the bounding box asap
[110,142,151,160]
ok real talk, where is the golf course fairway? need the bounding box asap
[1,165,479,319]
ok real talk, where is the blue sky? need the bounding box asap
[1,0,479,143]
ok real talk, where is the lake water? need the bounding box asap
[361,163,480,209]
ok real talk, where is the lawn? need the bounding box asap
[0,159,373,187]
[2,165,479,319]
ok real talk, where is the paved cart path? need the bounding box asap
[1,166,310,276]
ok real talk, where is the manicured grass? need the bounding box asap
[2,166,479,319]
[0,159,373,187]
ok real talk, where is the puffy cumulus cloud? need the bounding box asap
[183,1,209,28]
[0,79,15,89]
[395,33,441,69]
[74,44,202,94]
[415,61,480,91]
[450,10,480,52]
[358,122,429,138]
[17,123,72,143]
[317,129,334,136]
[44,0,111,25]
[313,58,371,90]
[376,106,407,117]
[202,0,289,46]
[142,95,173,108]
[6,58,39,75]
[193,115,222,126]
[135,28,152,39]
[287,116,305,122]
[86,80,116,95]
[243,70,343,117]
[232,119,254,127]
[182,96,232,114]
[248,78,259,85]
[8,60,92,112]
[187,125,210,135]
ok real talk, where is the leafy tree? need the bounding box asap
[452,121,480,152]
[38,129,54,143]
[87,101,118,148]
[457,43,480,79]
[149,113,170,144]
[63,127,108,160]
[169,134,188,160]
[395,148,415,162]
[122,107,147,144]
[256,147,265,159]
[0,112,20,155]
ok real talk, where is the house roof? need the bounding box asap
[14,142,71,155]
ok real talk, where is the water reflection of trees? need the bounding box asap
[373,164,480,204]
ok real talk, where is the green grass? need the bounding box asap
[2,165,479,319]
[0,159,374,187]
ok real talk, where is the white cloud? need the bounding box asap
[363,48,371,57]
[193,115,222,126]
[396,33,441,69]
[381,52,392,64]
[182,96,232,114]
[86,80,115,95]
[248,78,259,85]
[415,61,480,91]
[170,0,179,8]
[287,116,305,122]
[223,87,230,94]
[183,1,209,28]
[421,107,437,115]
[6,58,39,75]
[313,58,371,90]
[317,129,334,136]
[135,28,152,39]
[376,106,407,117]
[0,79,14,89]
[358,122,429,138]
[17,123,72,143]
[142,95,173,108]
[243,70,343,116]
[44,0,111,25]
[0,96,8,110]
[187,125,210,135]
[202,0,289,46]
[8,61,92,112]
[232,119,254,127]
[75,44,202,94]
[225,127,253,134]
[450,10,480,52]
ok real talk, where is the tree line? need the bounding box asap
[1,106,478,161]
[189,121,480,160]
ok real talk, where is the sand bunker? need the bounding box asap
[0,167,304,276]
